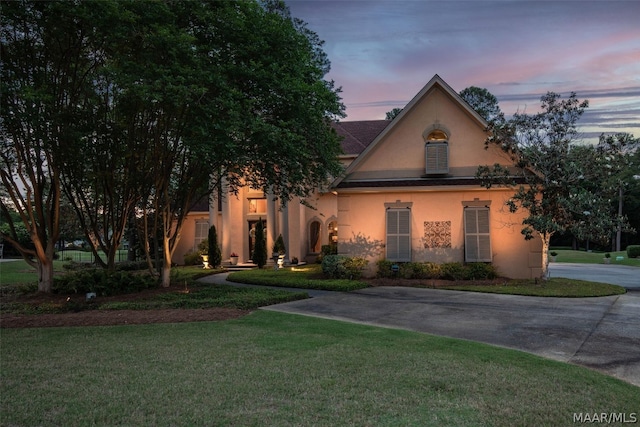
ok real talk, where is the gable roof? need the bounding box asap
[332,74,488,187]
[333,120,391,155]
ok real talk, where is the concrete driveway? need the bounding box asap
[548,262,640,288]
[263,287,640,387]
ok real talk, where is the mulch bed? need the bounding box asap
[0,285,250,329]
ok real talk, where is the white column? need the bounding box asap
[221,178,231,258]
[279,200,289,262]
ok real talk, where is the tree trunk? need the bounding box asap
[36,259,54,293]
[161,261,171,288]
[540,233,552,280]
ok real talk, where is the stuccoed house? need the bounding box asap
[173,75,543,279]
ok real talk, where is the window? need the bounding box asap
[425,130,448,174]
[328,221,338,243]
[386,208,411,261]
[464,208,491,262]
[248,198,266,214]
[194,220,209,251]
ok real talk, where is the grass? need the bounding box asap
[551,249,640,267]
[1,311,637,427]
[440,278,627,297]
[227,264,369,291]
[0,259,67,285]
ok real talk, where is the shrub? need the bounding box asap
[440,262,466,280]
[252,219,267,268]
[197,238,208,254]
[376,260,395,278]
[273,234,286,255]
[376,260,497,281]
[322,255,368,280]
[54,269,157,296]
[342,257,369,280]
[321,244,337,256]
[183,251,202,266]
[464,263,498,280]
[208,225,222,268]
[626,245,640,258]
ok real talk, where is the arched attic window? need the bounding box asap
[424,129,449,175]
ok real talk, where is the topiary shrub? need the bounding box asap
[626,245,640,258]
[252,219,267,268]
[208,225,222,268]
[273,234,286,256]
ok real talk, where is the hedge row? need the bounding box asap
[377,260,498,280]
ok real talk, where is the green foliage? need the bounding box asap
[197,239,208,255]
[183,251,203,266]
[252,219,267,268]
[475,93,640,278]
[459,86,503,123]
[321,255,368,280]
[2,0,345,291]
[627,245,640,258]
[376,260,497,280]
[53,269,157,296]
[321,244,338,256]
[440,262,467,280]
[208,226,222,268]
[273,234,286,255]
[385,107,403,120]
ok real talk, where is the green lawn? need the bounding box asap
[551,249,640,267]
[228,264,369,291]
[441,278,626,297]
[1,311,637,427]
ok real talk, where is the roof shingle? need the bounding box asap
[333,120,391,155]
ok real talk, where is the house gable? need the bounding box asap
[333,75,495,188]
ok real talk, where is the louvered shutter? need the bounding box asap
[425,143,448,174]
[464,208,491,262]
[386,209,411,261]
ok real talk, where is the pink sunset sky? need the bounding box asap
[287,0,640,142]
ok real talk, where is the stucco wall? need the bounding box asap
[336,189,541,280]
[173,212,208,265]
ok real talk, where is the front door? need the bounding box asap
[248,219,267,261]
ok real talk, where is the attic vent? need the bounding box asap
[425,130,449,175]
[425,142,448,174]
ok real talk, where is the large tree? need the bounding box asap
[1,1,116,291]
[2,0,345,290]
[476,92,631,277]
[459,86,503,123]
